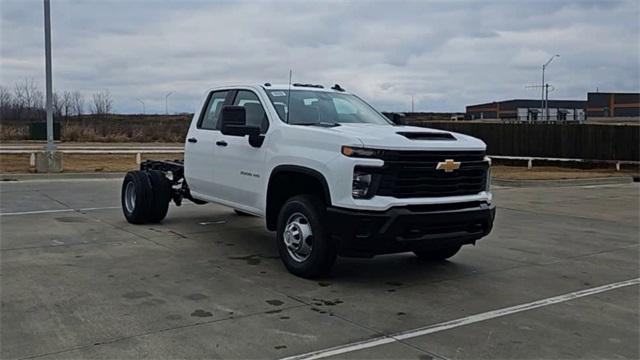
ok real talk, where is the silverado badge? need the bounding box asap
[436,159,461,172]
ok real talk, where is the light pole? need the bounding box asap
[136,98,145,114]
[541,54,559,121]
[44,0,55,152]
[165,91,174,115]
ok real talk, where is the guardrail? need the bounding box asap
[1,148,637,171]
[490,155,638,171]
[0,147,184,167]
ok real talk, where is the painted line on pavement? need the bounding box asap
[0,206,121,216]
[0,202,202,216]
[1,178,123,184]
[281,277,640,360]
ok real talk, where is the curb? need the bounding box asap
[1,172,126,182]
[493,176,635,188]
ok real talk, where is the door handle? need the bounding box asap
[187,137,198,143]
[216,140,228,147]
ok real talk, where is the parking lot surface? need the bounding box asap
[1,177,638,359]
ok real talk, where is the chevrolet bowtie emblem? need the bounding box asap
[436,159,461,172]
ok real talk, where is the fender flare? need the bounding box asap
[265,165,332,230]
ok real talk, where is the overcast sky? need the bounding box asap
[1,0,638,114]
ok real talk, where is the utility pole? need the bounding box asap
[136,98,145,114]
[44,0,55,152]
[545,83,549,122]
[541,54,559,121]
[35,0,62,172]
[411,95,414,112]
[165,91,174,115]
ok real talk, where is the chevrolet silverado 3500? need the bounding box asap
[121,83,495,278]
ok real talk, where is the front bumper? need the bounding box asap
[325,201,495,257]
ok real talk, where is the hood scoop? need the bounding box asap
[396,131,456,140]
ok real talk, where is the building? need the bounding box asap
[586,92,640,118]
[466,92,640,123]
[466,99,586,122]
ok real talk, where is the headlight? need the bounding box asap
[485,156,492,192]
[352,171,373,199]
[342,146,385,159]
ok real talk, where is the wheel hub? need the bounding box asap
[283,213,313,262]
[124,181,136,213]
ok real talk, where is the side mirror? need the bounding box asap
[219,105,264,147]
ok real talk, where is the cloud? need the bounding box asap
[1,0,638,113]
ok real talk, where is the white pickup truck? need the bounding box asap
[121,83,495,278]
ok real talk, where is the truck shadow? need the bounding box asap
[329,255,477,284]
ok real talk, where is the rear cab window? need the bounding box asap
[198,90,230,130]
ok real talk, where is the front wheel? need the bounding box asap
[413,245,462,261]
[276,195,337,278]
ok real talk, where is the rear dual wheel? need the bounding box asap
[122,170,171,224]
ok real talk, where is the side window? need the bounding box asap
[232,90,269,133]
[200,91,229,130]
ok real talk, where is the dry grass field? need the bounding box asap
[0,114,191,143]
[0,153,184,173]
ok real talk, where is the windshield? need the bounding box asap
[265,90,392,125]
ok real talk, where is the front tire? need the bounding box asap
[413,245,462,261]
[276,195,337,278]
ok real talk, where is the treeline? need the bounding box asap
[0,79,114,123]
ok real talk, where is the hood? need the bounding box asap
[327,123,486,151]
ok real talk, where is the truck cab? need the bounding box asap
[121,83,495,278]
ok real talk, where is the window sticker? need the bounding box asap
[271,91,287,97]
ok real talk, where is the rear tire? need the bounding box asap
[146,170,171,223]
[121,171,153,224]
[413,245,462,261]
[276,195,337,278]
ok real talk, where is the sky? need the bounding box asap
[1,0,639,114]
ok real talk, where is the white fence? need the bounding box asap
[1,147,636,170]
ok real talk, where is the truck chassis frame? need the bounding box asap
[139,159,204,206]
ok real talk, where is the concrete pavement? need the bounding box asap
[1,178,638,359]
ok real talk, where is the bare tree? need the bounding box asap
[91,89,113,116]
[12,78,44,121]
[15,78,43,110]
[71,90,84,116]
[12,81,26,120]
[0,86,12,121]
[61,90,73,118]
[52,91,62,118]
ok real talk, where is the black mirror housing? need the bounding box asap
[220,106,248,136]
[220,105,264,147]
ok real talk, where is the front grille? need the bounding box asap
[369,150,488,198]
